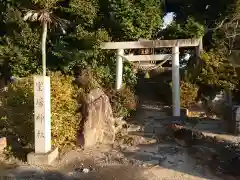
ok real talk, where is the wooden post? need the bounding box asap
[116,49,124,90]
[34,76,51,153]
[172,46,181,116]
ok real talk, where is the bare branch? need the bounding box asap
[205,17,228,33]
[213,17,228,30]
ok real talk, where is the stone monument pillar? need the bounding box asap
[27,76,58,165]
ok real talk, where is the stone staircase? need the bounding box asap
[118,101,176,166]
[115,100,224,179]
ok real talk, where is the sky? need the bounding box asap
[163,12,174,29]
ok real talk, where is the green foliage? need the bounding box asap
[99,0,163,40]
[165,0,240,50]
[0,5,42,77]
[182,50,238,104]
[123,63,138,90]
[166,0,240,28]
[0,78,34,147]
[32,0,60,8]
[0,0,103,76]
[0,72,79,148]
[197,50,238,90]
[163,1,240,104]
[0,0,164,98]
[93,65,115,88]
[160,17,204,39]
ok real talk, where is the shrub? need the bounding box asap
[179,81,198,108]
[105,87,137,118]
[0,72,79,149]
[50,72,79,147]
[168,81,198,108]
[0,77,34,147]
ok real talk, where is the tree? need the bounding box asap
[98,0,163,40]
[0,0,107,77]
[165,0,240,50]
[0,0,41,80]
[0,0,164,87]
[189,50,238,90]
[158,1,240,104]
[158,17,204,39]
[23,0,67,76]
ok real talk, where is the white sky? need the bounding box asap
[163,12,174,29]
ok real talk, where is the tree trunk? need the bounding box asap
[42,22,48,76]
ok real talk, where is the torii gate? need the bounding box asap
[100,38,203,117]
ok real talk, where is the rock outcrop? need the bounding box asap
[77,88,116,148]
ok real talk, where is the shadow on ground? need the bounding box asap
[1,159,154,180]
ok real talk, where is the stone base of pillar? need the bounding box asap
[27,147,58,165]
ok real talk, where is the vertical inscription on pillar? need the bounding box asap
[34,76,51,153]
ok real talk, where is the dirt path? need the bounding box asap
[0,74,223,180]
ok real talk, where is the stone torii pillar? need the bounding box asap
[116,49,124,90]
[172,46,180,117]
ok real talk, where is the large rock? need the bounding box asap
[78,88,116,148]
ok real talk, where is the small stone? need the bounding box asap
[82,168,90,173]
[127,124,141,132]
